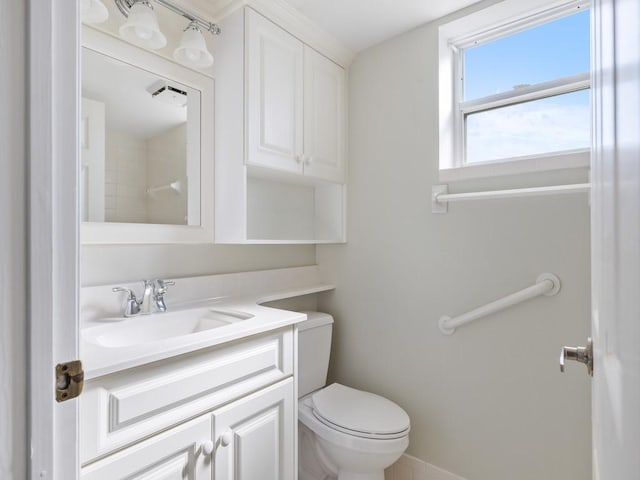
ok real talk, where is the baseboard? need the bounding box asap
[385,454,467,480]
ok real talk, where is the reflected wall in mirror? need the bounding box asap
[81,26,213,244]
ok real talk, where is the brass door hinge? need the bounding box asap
[55,360,84,402]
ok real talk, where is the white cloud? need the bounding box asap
[466,100,590,163]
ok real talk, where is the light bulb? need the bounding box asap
[173,21,214,68]
[184,48,202,62]
[135,26,153,40]
[118,1,166,49]
[81,0,109,24]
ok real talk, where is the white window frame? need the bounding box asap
[438,0,591,181]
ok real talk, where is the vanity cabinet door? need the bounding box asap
[81,416,212,480]
[246,8,304,174]
[303,46,346,183]
[213,378,295,480]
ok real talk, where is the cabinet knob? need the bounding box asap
[295,155,303,164]
[220,431,232,447]
[202,440,215,456]
[305,156,313,165]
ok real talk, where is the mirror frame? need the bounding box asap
[81,26,214,244]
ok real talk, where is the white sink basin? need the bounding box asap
[83,308,254,348]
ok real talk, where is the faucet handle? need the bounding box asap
[112,286,141,317]
[155,279,175,295]
[112,286,137,300]
[153,279,175,313]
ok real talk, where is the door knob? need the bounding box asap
[560,337,593,376]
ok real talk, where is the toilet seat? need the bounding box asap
[310,383,410,440]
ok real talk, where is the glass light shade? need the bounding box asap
[173,24,214,68]
[119,1,167,50]
[81,0,109,24]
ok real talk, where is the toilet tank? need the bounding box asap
[297,311,334,398]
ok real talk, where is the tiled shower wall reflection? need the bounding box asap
[105,124,186,225]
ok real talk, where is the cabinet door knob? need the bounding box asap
[305,156,313,165]
[295,155,303,164]
[202,440,215,456]
[220,431,232,447]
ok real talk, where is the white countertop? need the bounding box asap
[80,266,334,379]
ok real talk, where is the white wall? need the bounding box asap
[317,3,592,479]
[0,0,26,478]
[82,244,315,285]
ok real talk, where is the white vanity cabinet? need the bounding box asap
[80,328,295,480]
[81,415,212,479]
[246,9,345,183]
[214,379,295,479]
[214,7,347,244]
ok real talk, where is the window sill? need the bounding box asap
[438,149,590,182]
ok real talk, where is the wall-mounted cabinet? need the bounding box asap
[246,9,345,183]
[213,7,347,244]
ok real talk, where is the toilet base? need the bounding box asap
[299,422,403,480]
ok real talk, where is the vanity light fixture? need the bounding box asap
[118,0,167,50]
[174,21,214,68]
[81,0,109,24]
[114,0,221,68]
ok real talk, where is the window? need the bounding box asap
[438,0,590,180]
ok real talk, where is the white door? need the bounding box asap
[214,380,295,480]
[591,0,640,478]
[29,1,80,479]
[303,46,346,183]
[246,8,304,174]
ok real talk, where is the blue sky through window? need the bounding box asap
[464,9,590,101]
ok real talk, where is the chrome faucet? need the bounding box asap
[139,280,156,315]
[112,279,175,317]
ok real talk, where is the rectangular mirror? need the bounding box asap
[81,27,213,244]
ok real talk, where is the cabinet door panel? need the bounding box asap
[214,379,294,480]
[81,416,212,480]
[303,47,346,182]
[246,9,303,173]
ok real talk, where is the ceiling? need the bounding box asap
[191,0,484,53]
[82,48,188,138]
[269,0,483,52]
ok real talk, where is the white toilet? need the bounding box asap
[298,312,410,480]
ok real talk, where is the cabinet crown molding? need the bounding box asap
[192,0,356,67]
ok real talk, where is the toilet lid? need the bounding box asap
[311,383,410,438]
